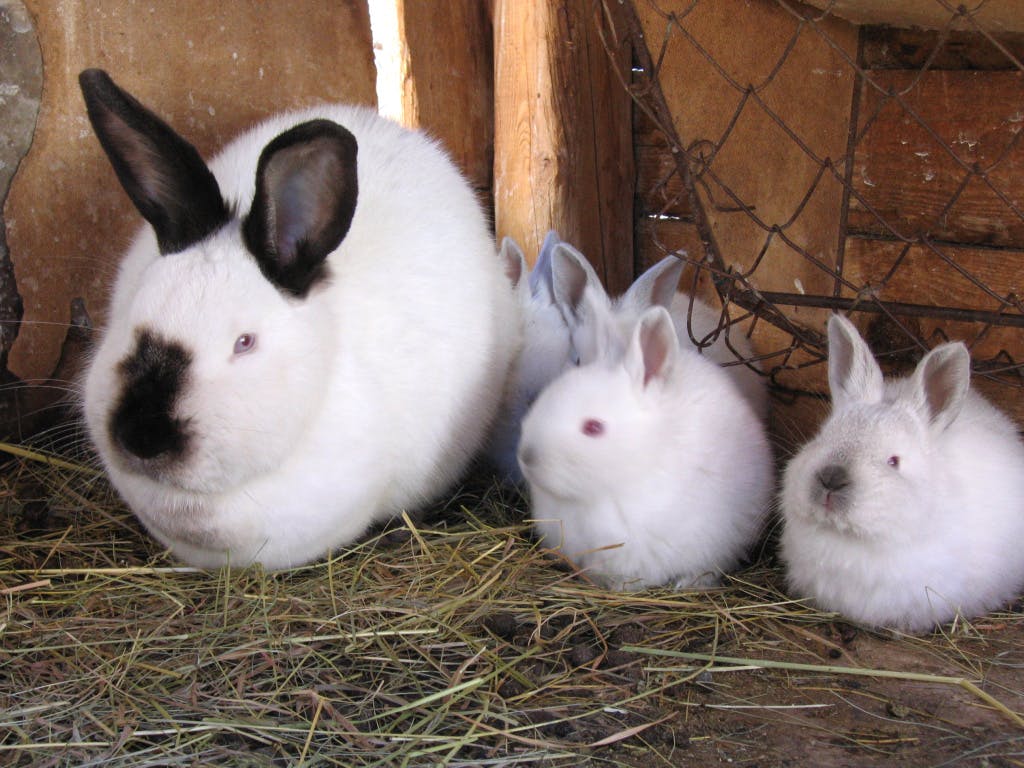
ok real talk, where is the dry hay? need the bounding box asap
[1,442,1023,767]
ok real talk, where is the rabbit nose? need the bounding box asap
[815,464,850,492]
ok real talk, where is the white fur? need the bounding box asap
[780,314,1024,632]
[84,104,520,568]
[517,306,773,590]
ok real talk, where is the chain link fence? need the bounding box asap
[601,0,1024,426]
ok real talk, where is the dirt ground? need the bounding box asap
[468,598,1024,767]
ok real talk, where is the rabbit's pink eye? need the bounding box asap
[581,418,605,437]
[887,455,900,469]
[233,333,257,355]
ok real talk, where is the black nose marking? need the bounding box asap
[815,464,850,493]
[110,328,192,461]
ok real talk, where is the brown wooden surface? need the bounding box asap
[493,0,634,293]
[635,218,714,296]
[397,0,493,200]
[634,69,692,221]
[4,0,376,383]
[850,70,1024,247]
[841,236,1024,361]
[632,0,858,299]
[759,305,1024,435]
[842,238,1023,316]
[631,3,1024,435]
[861,27,1024,71]
[636,145,692,220]
[631,0,858,441]
[802,0,1024,32]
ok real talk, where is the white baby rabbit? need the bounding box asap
[517,305,773,590]
[780,313,1024,632]
[488,238,768,486]
[485,231,574,484]
[78,69,519,569]
[550,244,768,420]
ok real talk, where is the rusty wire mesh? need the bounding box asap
[601,0,1024,409]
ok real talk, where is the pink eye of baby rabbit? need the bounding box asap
[233,333,257,356]
[581,419,605,437]
[887,455,900,469]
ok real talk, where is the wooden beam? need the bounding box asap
[493,0,634,293]
[841,237,1024,362]
[801,1,1024,33]
[396,0,494,200]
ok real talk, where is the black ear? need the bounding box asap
[78,69,229,255]
[242,120,358,298]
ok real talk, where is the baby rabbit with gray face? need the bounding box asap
[79,70,520,569]
[517,305,773,591]
[485,232,573,485]
[780,314,1024,633]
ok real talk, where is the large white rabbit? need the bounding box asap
[517,306,773,591]
[78,69,519,569]
[780,313,1024,632]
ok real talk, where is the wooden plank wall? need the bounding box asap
[395,0,494,202]
[4,0,1022,444]
[844,29,1024,424]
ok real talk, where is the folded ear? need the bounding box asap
[827,313,883,409]
[625,306,680,389]
[909,342,971,433]
[622,253,685,311]
[243,119,359,298]
[79,69,229,255]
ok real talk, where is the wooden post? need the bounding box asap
[395,0,495,201]
[493,0,634,293]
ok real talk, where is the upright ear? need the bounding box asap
[499,236,526,291]
[909,342,971,433]
[827,313,884,409]
[79,69,229,255]
[622,253,685,311]
[551,243,617,363]
[528,229,561,300]
[625,306,680,389]
[550,242,605,326]
[242,119,358,298]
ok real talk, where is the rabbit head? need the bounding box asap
[80,70,355,497]
[782,313,971,541]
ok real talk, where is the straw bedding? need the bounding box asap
[1,444,1022,767]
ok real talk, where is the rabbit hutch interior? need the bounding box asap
[1,1,1023,766]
